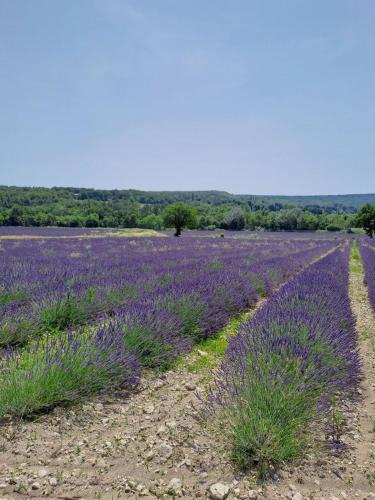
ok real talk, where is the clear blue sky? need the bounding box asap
[0,0,374,195]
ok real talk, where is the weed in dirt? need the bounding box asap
[350,241,361,273]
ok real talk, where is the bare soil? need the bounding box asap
[0,230,164,241]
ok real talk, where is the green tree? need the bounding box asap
[85,213,100,227]
[162,203,197,236]
[355,204,375,238]
[222,207,245,230]
[139,214,163,230]
[7,206,25,226]
[326,224,341,232]
[68,215,85,227]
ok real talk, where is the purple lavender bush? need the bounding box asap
[358,240,375,312]
[0,325,139,417]
[111,302,191,370]
[204,245,360,476]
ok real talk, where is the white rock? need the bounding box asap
[96,458,107,468]
[38,468,49,478]
[197,349,208,356]
[209,482,230,499]
[185,381,196,391]
[31,482,40,490]
[49,477,58,486]
[167,478,182,495]
[248,490,258,499]
[166,420,177,429]
[292,493,303,500]
[159,442,173,458]
[143,404,155,414]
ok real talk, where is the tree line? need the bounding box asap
[0,185,373,233]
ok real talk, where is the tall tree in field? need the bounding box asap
[163,203,197,236]
[355,204,375,238]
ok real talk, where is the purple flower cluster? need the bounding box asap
[204,244,360,467]
[0,324,140,416]
[0,235,342,415]
[0,236,336,348]
[358,240,375,312]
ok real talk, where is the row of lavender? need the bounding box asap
[0,236,337,416]
[358,239,375,312]
[204,244,360,475]
[0,227,358,238]
[164,229,358,240]
[0,236,335,346]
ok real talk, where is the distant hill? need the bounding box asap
[1,186,374,213]
[253,193,375,212]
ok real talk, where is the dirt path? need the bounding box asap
[347,249,375,491]
[0,247,374,499]
[0,230,164,241]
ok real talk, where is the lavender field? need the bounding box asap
[0,230,374,492]
[0,233,337,413]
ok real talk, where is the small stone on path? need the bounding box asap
[292,493,303,500]
[143,404,155,414]
[158,442,173,458]
[209,482,230,499]
[167,478,182,495]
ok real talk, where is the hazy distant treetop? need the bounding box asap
[1,186,374,212]
[356,204,375,238]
